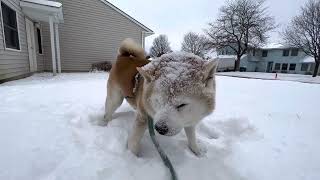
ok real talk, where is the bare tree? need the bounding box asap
[149,35,172,57]
[181,32,210,58]
[205,0,275,71]
[283,0,320,77]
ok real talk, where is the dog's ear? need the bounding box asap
[137,67,152,83]
[203,60,218,85]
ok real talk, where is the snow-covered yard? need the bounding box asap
[217,72,320,84]
[0,73,319,180]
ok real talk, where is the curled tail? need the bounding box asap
[118,38,145,59]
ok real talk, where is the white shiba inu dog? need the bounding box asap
[102,39,217,156]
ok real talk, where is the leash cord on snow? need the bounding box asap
[147,116,178,180]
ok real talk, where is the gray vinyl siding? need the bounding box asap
[36,52,44,71]
[42,0,144,72]
[0,0,30,81]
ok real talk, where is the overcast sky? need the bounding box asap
[108,0,308,51]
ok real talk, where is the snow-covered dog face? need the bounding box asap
[138,53,217,136]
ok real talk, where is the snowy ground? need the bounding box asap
[0,72,320,180]
[217,72,320,84]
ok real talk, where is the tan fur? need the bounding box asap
[111,38,150,98]
[118,38,146,59]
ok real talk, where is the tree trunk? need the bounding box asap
[312,59,319,77]
[234,56,241,71]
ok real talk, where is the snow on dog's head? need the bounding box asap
[137,52,217,136]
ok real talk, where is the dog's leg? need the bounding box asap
[101,85,124,126]
[185,126,207,156]
[128,113,147,155]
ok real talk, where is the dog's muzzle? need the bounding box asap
[155,122,169,135]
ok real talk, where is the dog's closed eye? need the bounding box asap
[176,103,187,111]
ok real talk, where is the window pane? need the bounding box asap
[282,63,288,70]
[1,3,17,28]
[283,50,289,56]
[291,49,299,56]
[1,2,20,50]
[262,50,268,57]
[289,64,296,71]
[4,26,19,49]
[301,63,308,71]
[275,63,281,70]
[37,28,43,54]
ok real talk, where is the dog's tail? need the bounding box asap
[118,38,145,59]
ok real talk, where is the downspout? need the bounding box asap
[141,31,145,49]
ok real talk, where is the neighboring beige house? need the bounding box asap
[0,0,153,83]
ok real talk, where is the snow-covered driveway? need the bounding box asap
[0,73,319,180]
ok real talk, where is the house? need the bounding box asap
[0,0,154,83]
[216,43,320,75]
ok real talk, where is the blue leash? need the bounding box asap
[147,116,178,180]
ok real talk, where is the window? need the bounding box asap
[36,28,43,54]
[274,63,281,70]
[282,63,288,70]
[1,2,20,50]
[301,63,308,71]
[291,49,299,56]
[310,64,315,72]
[282,50,289,56]
[289,63,296,71]
[262,50,268,57]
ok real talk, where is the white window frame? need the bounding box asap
[0,1,21,52]
[274,63,281,70]
[289,63,296,71]
[291,49,299,56]
[262,50,268,57]
[281,63,288,71]
[282,49,289,56]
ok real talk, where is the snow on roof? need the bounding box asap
[21,0,62,8]
[260,43,288,50]
[302,56,315,63]
[217,54,247,60]
[217,55,236,59]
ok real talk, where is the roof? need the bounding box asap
[260,43,291,50]
[301,56,315,63]
[21,0,62,8]
[217,54,247,60]
[99,0,154,34]
[20,0,63,23]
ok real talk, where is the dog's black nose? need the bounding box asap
[155,123,169,135]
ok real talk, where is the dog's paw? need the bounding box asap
[96,119,109,126]
[91,115,110,126]
[189,141,207,157]
[127,141,140,156]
